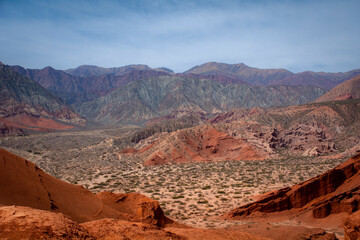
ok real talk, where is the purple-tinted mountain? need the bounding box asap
[65,64,156,77]
[184,62,293,86]
[185,62,360,89]
[273,69,360,90]
[11,65,171,104]
[75,75,326,125]
[0,63,85,132]
[176,73,249,85]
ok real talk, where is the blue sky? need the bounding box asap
[0,0,359,73]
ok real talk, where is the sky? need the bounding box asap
[0,0,359,73]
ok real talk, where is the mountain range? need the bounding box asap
[2,60,360,130]
[11,65,171,104]
[75,75,326,124]
[0,62,85,132]
[185,62,360,89]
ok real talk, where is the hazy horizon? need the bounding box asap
[1,0,359,73]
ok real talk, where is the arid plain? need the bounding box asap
[0,125,350,232]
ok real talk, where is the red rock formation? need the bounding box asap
[343,210,360,240]
[97,192,171,227]
[82,219,185,240]
[211,100,360,157]
[0,148,169,225]
[223,154,360,221]
[0,205,92,239]
[127,125,269,166]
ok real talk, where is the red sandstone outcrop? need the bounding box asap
[0,205,93,239]
[96,191,171,227]
[211,100,360,158]
[0,148,169,225]
[343,210,360,240]
[125,125,269,166]
[223,154,360,223]
[82,219,185,240]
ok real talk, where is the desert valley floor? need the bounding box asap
[0,127,349,234]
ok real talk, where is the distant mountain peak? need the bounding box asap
[42,66,56,71]
[185,62,293,85]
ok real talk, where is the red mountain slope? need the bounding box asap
[314,75,360,102]
[123,125,269,166]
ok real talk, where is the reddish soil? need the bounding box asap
[228,223,337,240]
[0,205,92,240]
[82,219,185,240]
[0,114,74,131]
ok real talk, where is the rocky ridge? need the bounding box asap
[76,75,326,124]
[223,153,360,227]
[211,99,360,158]
[11,65,171,104]
[122,125,270,166]
[185,62,360,89]
[184,62,293,86]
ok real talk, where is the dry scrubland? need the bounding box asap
[0,128,347,228]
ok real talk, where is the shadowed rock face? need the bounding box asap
[223,153,360,220]
[0,148,169,226]
[96,192,169,227]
